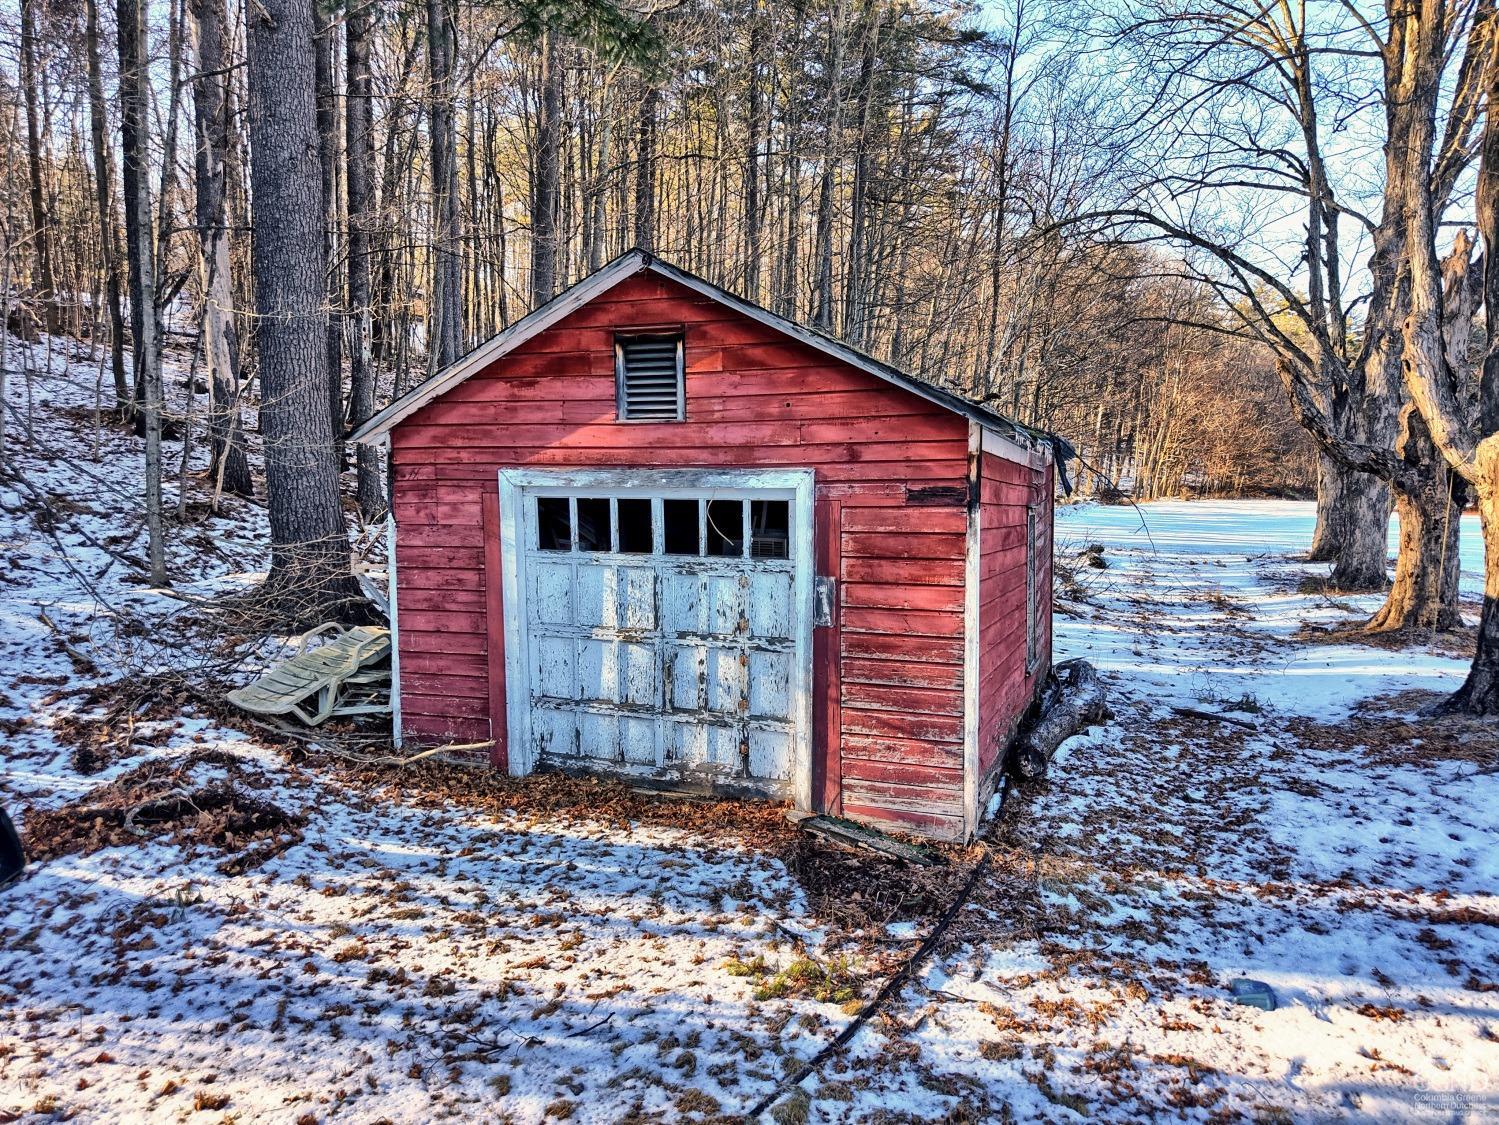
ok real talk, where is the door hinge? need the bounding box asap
[814,576,837,627]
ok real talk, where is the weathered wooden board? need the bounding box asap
[973,451,1054,786]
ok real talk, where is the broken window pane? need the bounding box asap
[706,499,745,557]
[537,497,571,551]
[750,500,790,558]
[663,499,701,555]
[617,498,653,553]
[575,497,611,551]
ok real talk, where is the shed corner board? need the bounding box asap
[385,502,403,748]
[962,421,983,840]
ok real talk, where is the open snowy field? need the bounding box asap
[1,341,1497,1122]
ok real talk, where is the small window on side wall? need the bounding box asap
[616,333,684,421]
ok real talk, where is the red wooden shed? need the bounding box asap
[351,251,1063,841]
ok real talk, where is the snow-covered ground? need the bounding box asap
[821,501,1497,1122]
[1,340,1496,1122]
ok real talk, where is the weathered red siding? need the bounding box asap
[388,271,973,834]
[974,450,1054,808]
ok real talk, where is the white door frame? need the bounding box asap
[497,467,816,813]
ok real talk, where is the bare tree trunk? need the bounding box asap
[189,0,252,498]
[1368,409,1464,632]
[315,20,344,470]
[246,0,365,624]
[117,0,167,583]
[346,0,384,520]
[842,1,882,346]
[1387,0,1496,712]
[743,2,764,300]
[84,0,129,409]
[634,85,660,252]
[531,25,561,305]
[154,0,185,303]
[20,0,59,331]
[427,0,463,369]
[586,77,612,274]
[1326,469,1391,591]
[1307,453,1340,560]
[813,0,852,331]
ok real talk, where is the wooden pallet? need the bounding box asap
[228,624,392,726]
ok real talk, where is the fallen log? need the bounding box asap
[1010,659,1109,781]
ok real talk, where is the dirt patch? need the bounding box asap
[782,833,980,933]
[22,750,305,874]
[1287,691,1499,769]
[1297,620,1478,659]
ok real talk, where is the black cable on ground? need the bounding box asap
[742,842,995,1121]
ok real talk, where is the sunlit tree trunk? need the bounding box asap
[83,0,129,409]
[346,0,384,520]
[189,0,253,499]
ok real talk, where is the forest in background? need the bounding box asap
[6,0,1499,715]
[0,0,1313,511]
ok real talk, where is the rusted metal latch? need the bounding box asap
[814,576,836,627]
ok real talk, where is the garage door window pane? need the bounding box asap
[617,498,653,553]
[575,497,611,551]
[706,499,745,557]
[664,499,701,555]
[750,500,789,558]
[537,497,571,551]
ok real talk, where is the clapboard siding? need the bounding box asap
[389,270,975,836]
[974,451,1054,802]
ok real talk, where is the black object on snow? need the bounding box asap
[0,806,25,887]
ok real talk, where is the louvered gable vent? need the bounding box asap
[616,334,684,420]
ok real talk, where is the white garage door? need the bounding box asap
[498,470,813,801]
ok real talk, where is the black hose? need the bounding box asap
[742,845,994,1121]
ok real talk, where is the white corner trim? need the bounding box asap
[384,437,403,748]
[962,421,982,840]
[981,426,1033,467]
[790,469,816,815]
[496,469,530,776]
[494,466,816,811]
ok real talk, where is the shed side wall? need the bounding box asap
[387,271,972,836]
[975,451,1055,807]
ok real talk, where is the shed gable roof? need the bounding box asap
[349,250,1052,452]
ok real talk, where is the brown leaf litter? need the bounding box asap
[1296,619,1478,659]
[332,758,979,938]
[1287,689,1499,770]
[22,749,305,875]
[43,673,198,775]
